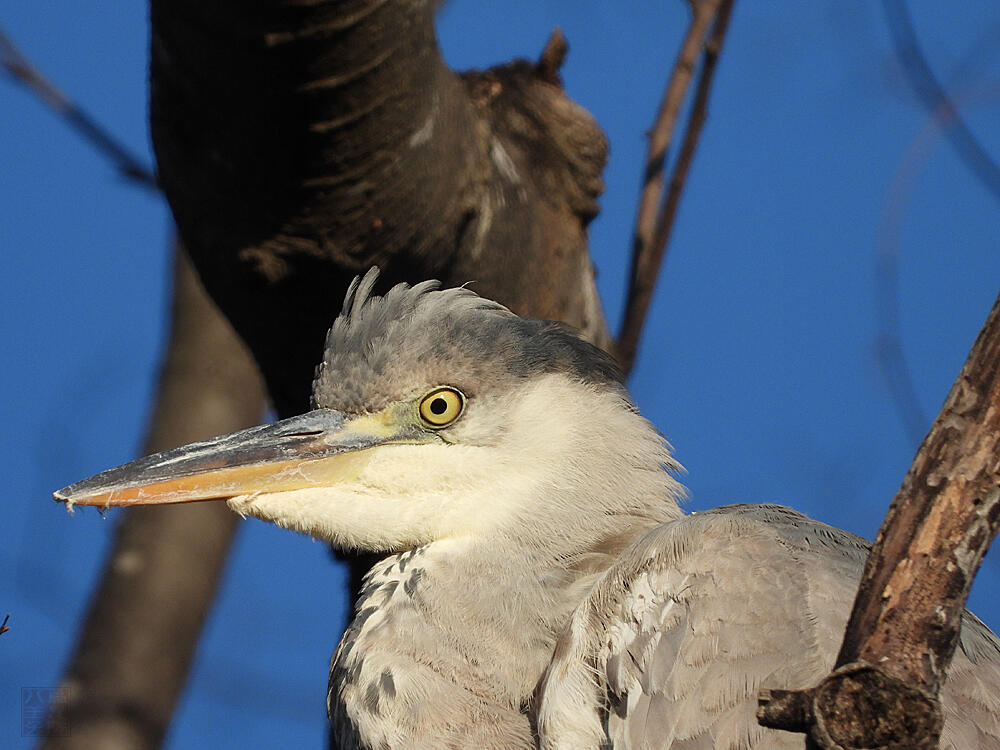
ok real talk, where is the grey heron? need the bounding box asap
[56,270,1000,749]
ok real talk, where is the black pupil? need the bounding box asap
[430,397,448,415]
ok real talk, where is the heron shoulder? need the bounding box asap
[537,505,1000,749]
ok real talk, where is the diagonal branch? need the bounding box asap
[41,244,268,750]
[876,11,1000,446]
[2,25,271,749]
[617,0,735,373]
[759,290,1000,748]
[0,24,157,190]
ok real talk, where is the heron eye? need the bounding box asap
[418,387,464,428]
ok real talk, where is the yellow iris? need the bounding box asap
[418,387,465,427]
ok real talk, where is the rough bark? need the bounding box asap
[149,0,611,418]
[40,245,267,750]
[759,291,1000,748]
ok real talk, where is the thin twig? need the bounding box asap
[617,0,735,372]
[876,15,1000,446]
[876,138,930,446]
[876,82,1000,580]
[633,2,717,252]
[0,25,158,190]
[875,90,961,448]
[882,0,1000,205]
[0,613,10,635]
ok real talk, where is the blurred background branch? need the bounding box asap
[882,0,1000,204]
[876,1,1000,449]
[0,25,157,190]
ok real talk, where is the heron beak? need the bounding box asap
[53,408,423,509]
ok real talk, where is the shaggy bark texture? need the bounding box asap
[149,0,611,417]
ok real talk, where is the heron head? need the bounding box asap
[55,270,675,551]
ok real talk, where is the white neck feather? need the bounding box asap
[232,375,686,748]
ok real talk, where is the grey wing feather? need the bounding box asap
[537,504,1000,750]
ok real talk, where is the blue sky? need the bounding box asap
[2,2,998,747]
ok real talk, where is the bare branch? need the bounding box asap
[876,140,931,445]
[40,244,267,750]
[881,0,1000,204]
[759,290,1000,748]
[839,294,1000,687]
[0,613,9,635]
[617,0,735,372]
[0,24,157,190]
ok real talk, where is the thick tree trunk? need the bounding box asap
[41,245,267,750]
[149,0,611,418]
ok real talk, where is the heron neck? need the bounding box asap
[328,381,686,747]
[329,508,667,748]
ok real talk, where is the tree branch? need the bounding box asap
[759,291,1000,748]
[617,0,735,373]
[1,26,275,749]
[0,25,157,190]
[150,0,612,417]
[40,244,267,750]
[881,0,1000,205]
[875,17,1000,447]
